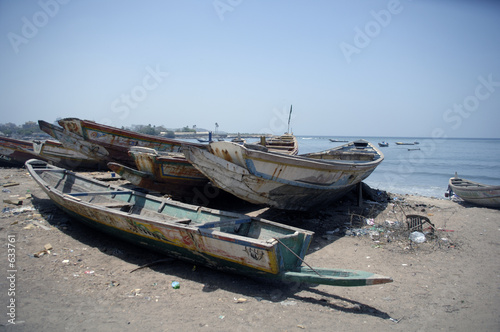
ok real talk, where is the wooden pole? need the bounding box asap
[358,182,363,207]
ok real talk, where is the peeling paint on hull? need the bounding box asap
[184,141,384,211]
[45,118,204,168]
[26,159,312,277]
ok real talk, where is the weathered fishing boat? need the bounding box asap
[448,173,500,208]
[107,146,209,198]
[183,140,384,211]
[261,133,298,155]
[32,139,107,170]
[26,159,392,286]
[0,136,40,167]
[39,119,204,168]
[262,105,298,155]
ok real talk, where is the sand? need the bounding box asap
[0,167,499,331]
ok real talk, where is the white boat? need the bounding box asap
[183,140,384,211]
[448,173,500,208]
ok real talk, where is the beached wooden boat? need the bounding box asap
[183,140,384,211]
[230,133,246,144]
[25,159,392,286]
[448,173,500,208]
[32,139,107,170]
[0,136,40,167]
[261,105,298,155]
[261,133,298,155]
[107,146,208,198]
[39,119,204,168]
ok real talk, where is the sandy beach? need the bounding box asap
[1,166,499,331]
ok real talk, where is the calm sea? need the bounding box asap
[295,136,500,198]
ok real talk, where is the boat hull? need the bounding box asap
[25,159,393,286]
[264,134,298,155]
[0,136,40,167]
[50,198,285,276]
[55,118,204,167]
[449,177,500,208]
[106,146,209,199]
[25,159,311,275]
[32,139,107,170]
[184,141,383,211]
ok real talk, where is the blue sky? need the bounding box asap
[1,0,499,138]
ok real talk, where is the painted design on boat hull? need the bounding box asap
[184,140,383,211]
[25,159,393,286]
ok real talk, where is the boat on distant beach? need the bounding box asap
[0,136,39,167]
[447,173,500,208]
[184,139,384,211]
[107,146,208,199]
[25,158,392,287]
[39,119,204,168]
[378,141,389,147]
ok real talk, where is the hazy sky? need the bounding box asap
[1,0,499,138]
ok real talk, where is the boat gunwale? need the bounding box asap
[212,141,384,171]
[59,118,204,148]
[449,177,500,192]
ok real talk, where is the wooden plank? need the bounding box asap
[93,202,133,209]
[69,190,132,197]
[198,218,252,229]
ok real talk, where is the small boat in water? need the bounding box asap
[447,173,500,208]
[395,142,415,145]
[378,141,389,147]
[184,139,384,211]
[25,159,392,287]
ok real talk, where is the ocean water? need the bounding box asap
[295,136,500,198]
